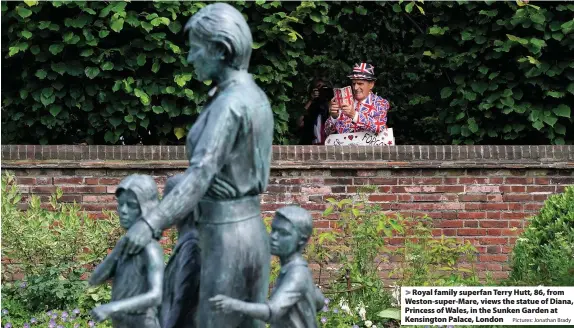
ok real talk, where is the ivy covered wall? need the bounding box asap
[2,1,573,145]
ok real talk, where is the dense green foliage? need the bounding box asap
[2,1,573,145]
[509,186,574,286]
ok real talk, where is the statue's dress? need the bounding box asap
[145,71,274,328]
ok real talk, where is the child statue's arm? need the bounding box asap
[210,268,304,322]
[91,242,164,322]
[89,237,125,286]
[314,285,326,309]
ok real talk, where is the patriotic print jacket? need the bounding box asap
[325,92,390,135]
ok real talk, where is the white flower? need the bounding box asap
[358,306,367,321]
[372,325,377,328]
[364,320,373,327]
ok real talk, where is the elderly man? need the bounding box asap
[325,63,390,136]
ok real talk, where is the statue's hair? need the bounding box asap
[275,206,314,242]
[184,2,252,70]
[116,174,159,219]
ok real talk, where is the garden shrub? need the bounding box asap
[508,186,574,286]
[1,172,122,312]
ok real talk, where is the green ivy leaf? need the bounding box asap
[440,87,452,99]
[174,127,187,140]
[99,30,110,38]
[109,116,122,128]
[467,118,479,133]
[137,54,147,66]
[110,17,125,33]
[542,115,558,127]
[552,104,571,118]
[312,24,325,34]
[150,17,170,26]
[152,106,164,114]
[49,105,62,117]
[554,123,566,135]
[48,44,64,55]
[405,2,415,13]
[566,83,574,95]
[355,6,367,15]
[21,30,33,39]
[35,69,47,79]
[85,66,100,79]
[16,6,33,18]
[101,62,114,71]
[124,114,134,123]
[134,88,150,105]
[80,49,94,57]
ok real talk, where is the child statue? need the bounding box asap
[210,205,326,328]
[89,174,164,328]
[160,174,201,328]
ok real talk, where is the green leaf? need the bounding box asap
[49,105,62,117]
[112,81,122,92]
[471,82,488,95]
[35,69,47,79]
[124,114,134,123]
[310,13,321,23]
[552,104,570,118]
[85,66,100,79]
[24,0,38,6]
[152,106,164,114]
[99,30,110,38]
[134,88,150,105]
[51,62,67,75]
[174,127,187,140]
[405,2,415,13]
[150,17,170,26]
[506,34,528,45]
[312,24,325,34]
[48,44,64,55]
[440,87,452,99]
[174,73,192,87]
[16,6,33,18]
[456,112,465,120]
[566,83,574,95]
[21,30,33,39]
[543,115,558,127]
[137,54,146,66]
[554,123,566,135]
[547,91,564,98]
[101,62,114,71]
[532,120,544,130]
[109,116,122,128]
[355,6,367,15]
[80,49,94,57]
[151,60,160,73]
[110,17,125,33]
[467,118,479,133]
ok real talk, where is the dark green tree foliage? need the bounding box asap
[2,1,573,145]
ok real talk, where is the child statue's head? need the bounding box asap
[115,175,159,229]
[270,206,313,258]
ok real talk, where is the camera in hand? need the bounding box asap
[315,86,334,103]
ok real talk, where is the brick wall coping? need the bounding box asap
[2,145,573,169]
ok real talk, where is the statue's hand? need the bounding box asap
[209,295,238,314]
[123,219,153,255]
[91,304,113,322]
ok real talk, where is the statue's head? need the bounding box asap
[270,206,314,257]
[184,3,252,81]
[115,175,159,229]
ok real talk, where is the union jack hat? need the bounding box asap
[347,62,377,81]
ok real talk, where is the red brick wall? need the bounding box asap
[2,145,573,280]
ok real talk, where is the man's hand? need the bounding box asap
[209,295,240,314]
[122,219,153,256]
[341,103,356,119]
[91,304,113,322]
[329,98,340,118]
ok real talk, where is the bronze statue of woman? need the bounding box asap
[121,3,274,328]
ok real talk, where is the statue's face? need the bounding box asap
[187,33,222,82]
[117,190,142,229]
[270,215,299,257]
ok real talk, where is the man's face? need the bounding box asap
[269,215,299,257]
[117,190,141,229]
[351,79,375,101]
